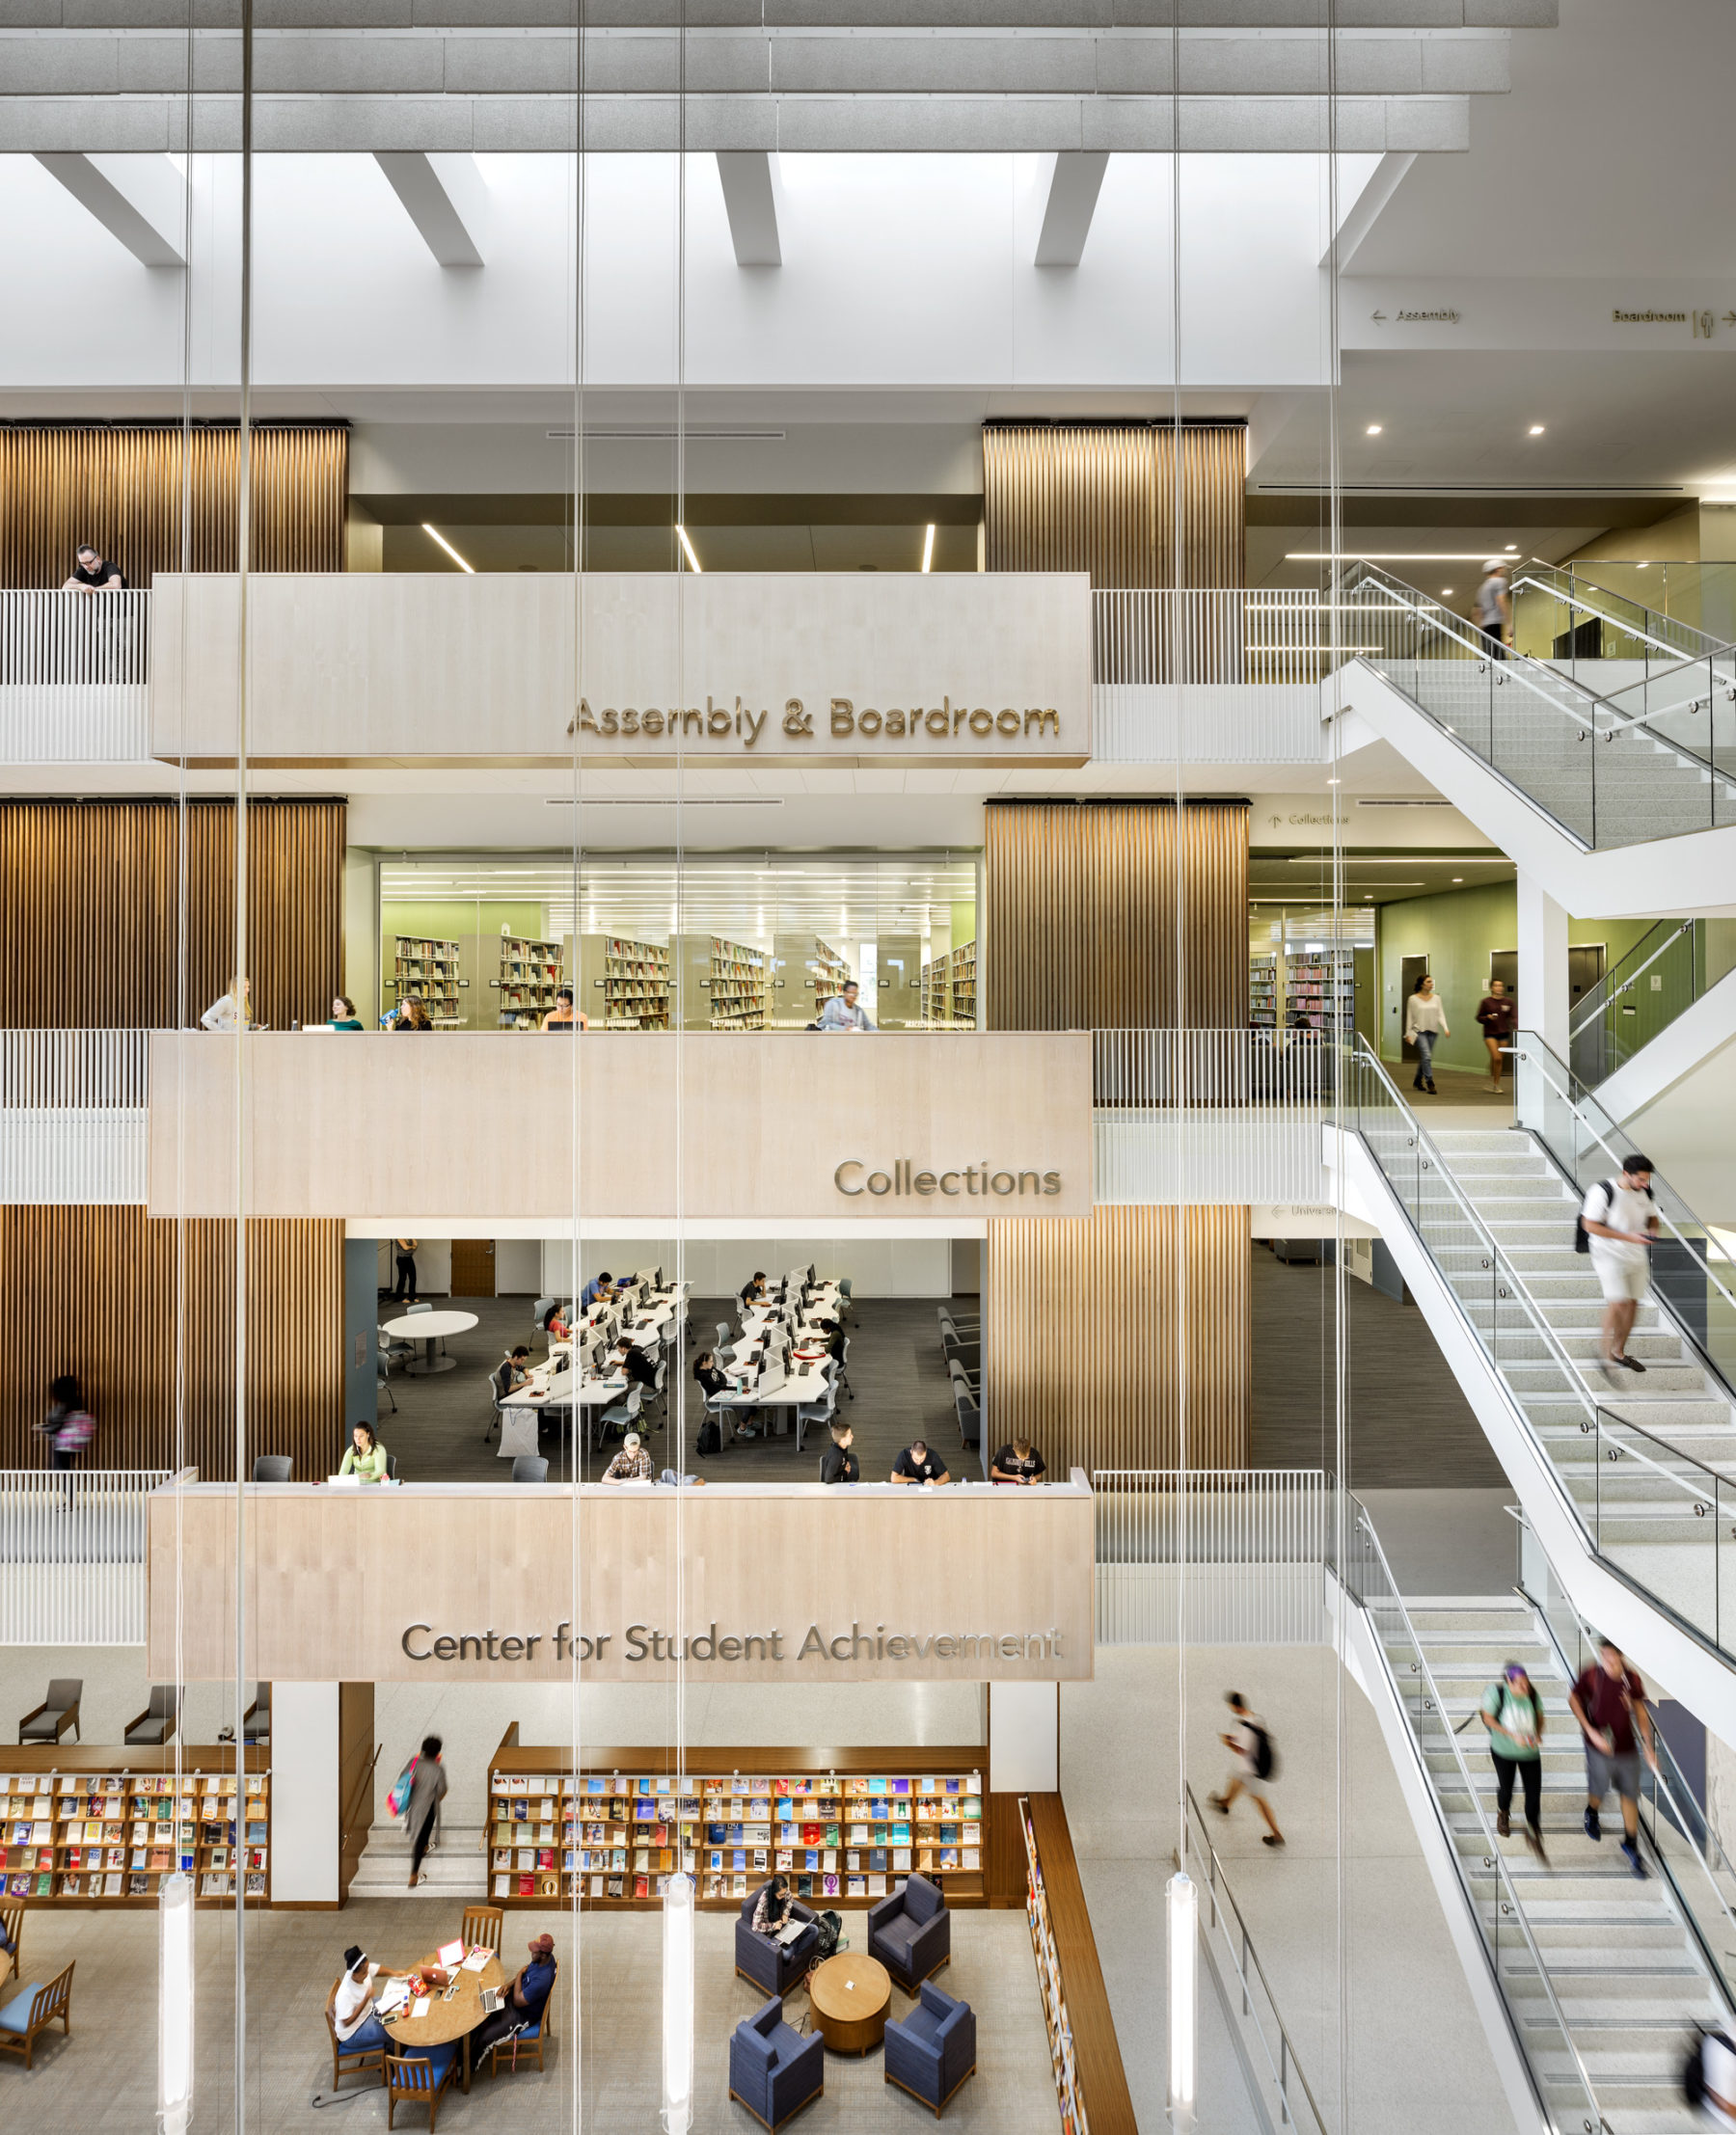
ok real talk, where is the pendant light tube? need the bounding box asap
[661,1870,696,2134]
[1166,1868,1197,2129]
[159,1869,195,2135]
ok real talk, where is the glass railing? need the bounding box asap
[1512,1506,1736,2018]
[1568,919,1736,1086]
[1339,561,1736,849]
[1346,1036,1736,1664]
[1340,1493,1607,2135]
[1523,560,1736,657]
[1510,559,1735,672]
[1512,1027,1736,1392]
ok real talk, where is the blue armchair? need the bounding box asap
[728,1995,825,2132]
[867,1874,950,1994]
[885,1982,977,2116]
[735,1882,819,1998]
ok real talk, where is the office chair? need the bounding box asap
[837,1337,854,1401]
[649,1357,669,1429]
[376,1347,397,1415]
[597,1383,642,1445]
[715,1319,731,1351]
[794,1382,836,1457]
[250,1455,292,1483]
[511,1455,550,1483]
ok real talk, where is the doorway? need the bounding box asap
[1399,953,1429,1061]
[450,1238,497,1297]
[1569,943,1605,1012]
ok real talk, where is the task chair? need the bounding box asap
[511,1455,550,1483]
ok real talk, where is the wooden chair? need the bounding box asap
[122,1686,177,1746]
[0,1902,21,1982]
[460,1904,504,1958]
[324,1975,387,2094]
[387,2044,457,2130]
[479,1963,556,2078]
[0,1959,74,2069]
[17,1679,81,1746]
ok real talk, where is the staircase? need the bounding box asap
[1389,1595,1727,2135]
[347,1810,487,1902]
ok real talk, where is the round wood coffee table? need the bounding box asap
[807,1953,891,2055]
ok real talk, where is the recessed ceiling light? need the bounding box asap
[1442,587,1454,595]
[1505,544,1517,553]
[1366,424,1382,436]
[1528,424,1546,436]
[1451,876,1463,881]
[1326,777,1341,785]
[1637,560,1649,570]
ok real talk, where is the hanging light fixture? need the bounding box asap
[662,1871,696,2134]
[1166,1868,1197,2130]
[159,1870,195,2135]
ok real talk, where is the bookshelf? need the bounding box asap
[809,938,853,1021]
[393,934,461,1026]
[1022,1799,1087,2135]
[486,1742,987,1911]
[497,936,563,1030]
[707,935,767,1032]
[1285,948,1354,1033]
[950,940,977,1028]
[579,935,671,1031]
[1249,953,1278,1030]
[921,953,951,1025]
[1,1749,270,1908]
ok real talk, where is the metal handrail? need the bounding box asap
[1568,919,1695,1041]
[1514,1029,1736,1322]
[1180,1782,1329,2135]
[339,1743,382,1853]
[1344,1492,1612,2135]
[1511,564,1736,668]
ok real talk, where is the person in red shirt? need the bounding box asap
[1568,1636,1658,1877]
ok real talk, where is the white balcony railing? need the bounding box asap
[1093,1028,1330,1203]
[0,1029,149,1204]
[0,1469,168,1644]
[1091,588,1330,763]
[0,589,151,761]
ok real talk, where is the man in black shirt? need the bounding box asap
[494,1346,531,1403]
[64,545,126,591]
[990,1438,1046,1485]
[613,1338,660,1393]
[890,1439,950,1488]
[820,1422,858,1485]
[740,1271,768,1310]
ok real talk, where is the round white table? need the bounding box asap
[382,1310,478,1375]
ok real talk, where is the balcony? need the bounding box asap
[0,589,150,762]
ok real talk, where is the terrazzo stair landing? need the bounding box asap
[348,1816,487,1900]
[1368,1122,1736,1644]
[1384,1599,1728,2135]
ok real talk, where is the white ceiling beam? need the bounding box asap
[374,150,488,268]
[34,151,184,268]
[1034,150,1109,268]
[1322,150,1416,270]
[716,150,782,268]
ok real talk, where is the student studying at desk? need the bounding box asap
[601,1432,654,1483]
[890,1438,950,1488]
[338,1421,390,1484]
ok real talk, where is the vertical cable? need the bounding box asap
[672,0,690,1838]
[1170,0,1188,1879]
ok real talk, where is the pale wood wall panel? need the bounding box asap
[984,799,1248,1032]
[985,1204,1251,1475]
[0,424,347,587]
[0,797,345,1030]
[0,1206,344,1477]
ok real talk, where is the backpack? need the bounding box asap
[1246,1722,1277,1783]
[695,1416,721,1459]
[1574,1177,1653,1255]
[386,1754,419,1821]
[810,1909,845,1961]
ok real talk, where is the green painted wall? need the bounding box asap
[1377,884,1653,1075]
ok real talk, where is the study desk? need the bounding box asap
[499,1366,629,1456]
[711,1361,832,1450]
[381,1947,505,2094]
[382,1310,478,1377]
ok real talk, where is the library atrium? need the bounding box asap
[4,2,1736,2130]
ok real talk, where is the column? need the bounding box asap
[989,1682,1059,1795]
[1516,873,1569,1061]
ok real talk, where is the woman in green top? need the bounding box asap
[1478,1662,1546,1859]
[339,1421,390,1484]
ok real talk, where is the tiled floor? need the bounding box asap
[1,1901,1056,2134]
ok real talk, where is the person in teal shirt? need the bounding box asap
[328,993,365,1031]
[338,1421,390,1484]
[1478,1662,1545,1859]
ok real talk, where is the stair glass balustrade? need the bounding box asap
[1339,562,1736,850]
[1510,560,1735,674]
[1339,1493,1608,2135]
[1346,1038,1736,1665]
[1568,920,1736,1088]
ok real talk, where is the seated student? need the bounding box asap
[612,1338,659,1392]
[580,1272,613,1311]
[990,1436,1047,1486]
[601,1431,654,1484]
[739,1270,768,1310]
[494,1346,531,1403]
[333,1944,407,2054]
[338,1421,390,1484]
[890,1437,951,1488]
[696,1348,759,1441]
[541,986,587,1032]
[328,993,365,1032]
[469,1933,556,2061]
[750,1875,818,1959]
[820,1421,859,1485]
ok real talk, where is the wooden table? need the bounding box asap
[807,1952,891,2055]
[383,1949,505,2094]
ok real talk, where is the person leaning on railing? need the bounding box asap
[62,544,125,592]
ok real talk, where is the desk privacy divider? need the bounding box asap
[146,1476,1097,1686]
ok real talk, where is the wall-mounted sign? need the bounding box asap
[835,1160,1063,1200]
[573,694,1064,752]
[401,1619,1070,1666]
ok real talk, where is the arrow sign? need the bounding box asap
[1371,310,1387,322]
[1725,311,1736,326]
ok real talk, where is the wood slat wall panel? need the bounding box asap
[0,797,345,1030]
[984,799,1248,1032]
[983,422,1244,589]
[0,425,347,587]
[0,1206,345,1478]
[985,1205,1252,1474]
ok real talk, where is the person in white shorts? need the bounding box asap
[1208,1690,1285,1848]
[1580,1154,1660,1378]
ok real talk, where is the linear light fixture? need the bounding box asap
[159,1872,194,2135]
[662,1873,695,2134]
[921,523,936,573]
[675,525,703,574]
[544,797,784,808]
[1167,1870,1197,2129]
[546,427,785,442]
[1286,552,1537,562]
[421,524,475,574]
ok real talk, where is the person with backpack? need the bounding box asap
[399,1735,448,1889]
[41,1374,95,1504]
[1208,1691,1284,1848]
[1578,1154,1660,1378]
[1477,1662,1547,1861]
[1569,1635,1657,1879]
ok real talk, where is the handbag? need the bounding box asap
[386,1754,419,1821]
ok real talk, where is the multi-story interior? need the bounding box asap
[3,2,1736,2128]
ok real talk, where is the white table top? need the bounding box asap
[383,1311,478,1340]
[502,1369,627,1411]
[712,1363,830,1409]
